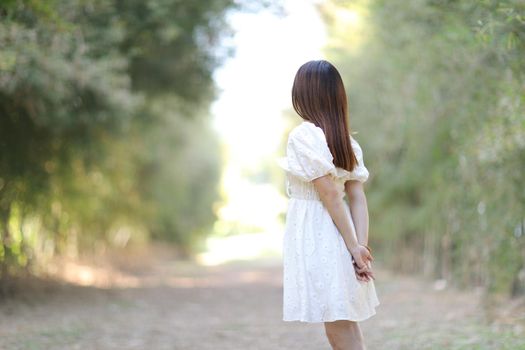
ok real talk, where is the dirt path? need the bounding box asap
[1,250,524,350]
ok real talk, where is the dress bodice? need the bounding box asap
[277,121,370,199]
[285,173,346,201]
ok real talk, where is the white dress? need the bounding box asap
[277,120,380,323]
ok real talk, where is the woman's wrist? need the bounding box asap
[347,242,359,251]
[357,236,368,246]
[349,244,372,253]
[348,241,367,252]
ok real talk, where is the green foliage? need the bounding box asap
[136,99,222,248]
[323,0,525,295]
[0,0,235,279]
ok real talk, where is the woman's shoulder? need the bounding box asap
[289,121,363,150]
[289,120,326,142]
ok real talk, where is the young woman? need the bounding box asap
[277,60,380,349]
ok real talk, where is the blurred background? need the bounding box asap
[0,0,524,349]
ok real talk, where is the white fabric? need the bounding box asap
[277,121,380,323]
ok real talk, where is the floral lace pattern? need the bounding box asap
[277,121,380,323]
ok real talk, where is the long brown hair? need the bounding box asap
[292,60,358,172]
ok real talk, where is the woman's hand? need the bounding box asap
[354,260,375,282]
[349,245,375,282]
[348,244,373,269]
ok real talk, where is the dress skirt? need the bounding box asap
[282,197,380,323]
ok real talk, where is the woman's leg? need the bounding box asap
[324,320,365,350]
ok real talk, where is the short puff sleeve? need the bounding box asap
[284,122,337,182]
[347,135,369,183]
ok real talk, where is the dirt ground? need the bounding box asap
[1,246,524,350]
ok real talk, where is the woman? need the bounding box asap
[277,60,380,349]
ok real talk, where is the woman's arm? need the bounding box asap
[344,180,369,246]
[313,175,372,268]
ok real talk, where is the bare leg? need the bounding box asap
[324,320,365,350]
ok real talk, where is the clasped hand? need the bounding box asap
[349,244,375,282]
